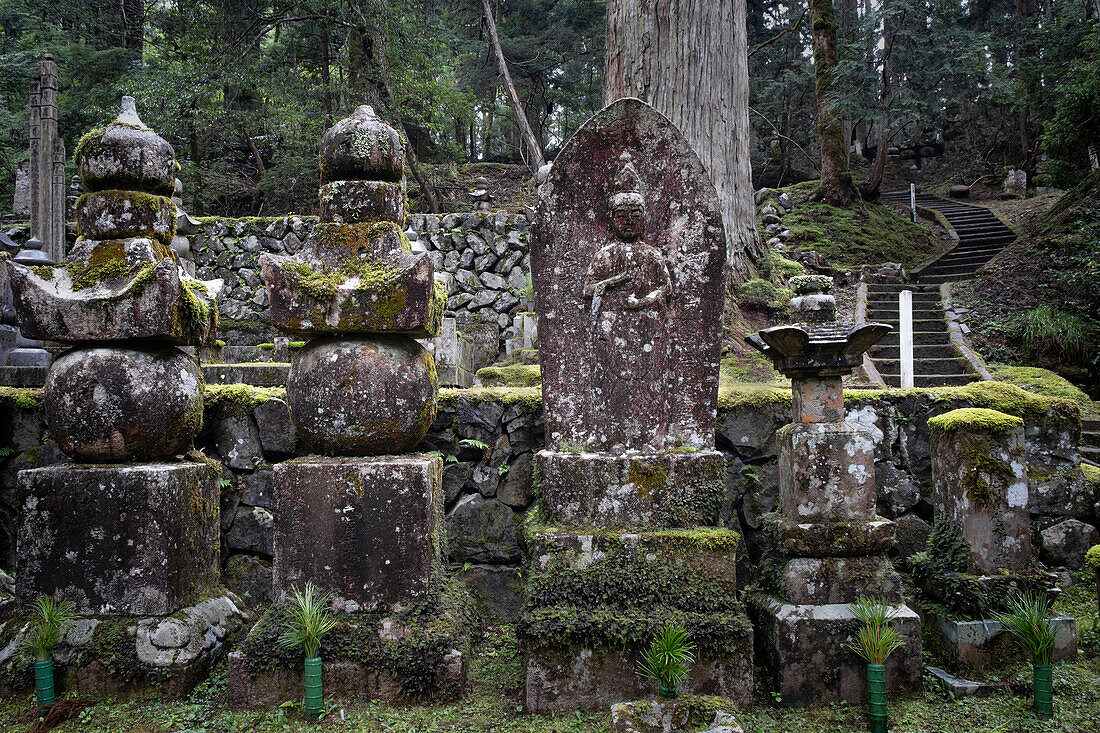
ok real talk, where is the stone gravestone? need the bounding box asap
[227,106,466,707]
[12,160,30,217]
[1,96,241,698]
[746,276,923,706]
[28,55,66,263]
[521,98,752,712]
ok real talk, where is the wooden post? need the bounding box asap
[900,289,914,389]
[909,183,917,223]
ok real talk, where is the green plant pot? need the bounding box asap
[1033,663,1053,719]
[867,663,887,733]
[303,656,323,720]
[658,683,678,699]
[33,659,55,706]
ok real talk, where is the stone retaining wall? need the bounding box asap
[185,212,531,366]
[1,382,1095,618]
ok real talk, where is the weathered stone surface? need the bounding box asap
[75,97,176,195]
[211,413,263,470]
[272,455,442,611]
[446,493,519,563]
[781,557,901,603]
[757,601,922,706]
[930,415,1031,572]
[777,422,877,522]
[319,179,404,224]
[75,190,176,244]
[932,614,1077,670]
[458,564,522,621]
[1039,518,1098,569]
[611,698,744,733]
[497,451,534,508]
[893,513,932,559]
[226,506,274,556]
[223,554,273,606]
[237,469,274,508]
[532,98,725,453]
[252,398,299,455]
[44,346,203,461]
[17,462,220,615]
[318,105,404,184]
[775,519,896,557]
[8,257,219,345]
[526,641,753,712]
[286,336,437,455]
[537,450,725,528]
[261,222,444,338]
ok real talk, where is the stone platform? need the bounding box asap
[536,450,725,528]
[17,461,220,615]
[272,454,443,611]
[0,594,245,700]
[226,576,470,707]
[928,614,1078,670]
[520,525,753,711]
[753,600,922,707]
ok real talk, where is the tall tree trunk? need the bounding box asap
[348,0,391,110]
[837,0,857,165]
[120,0,144,59]
[810,0,858,206]
[481,0,545,172]
[481,95,495,160]
[865,9,898,198]
[320,28,333,125]
[402,122,442,215]
[605,0,761,284]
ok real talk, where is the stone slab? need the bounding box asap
[272,455,443,611]
[777,422,877,522]
[16,462,220,615]
[536,449,725,529]
[526,640,753,713]
[774,519,896,557]
[932,614,1077,670]
[532,98,725,453]
[757,600,922,707]
[924,666,1002,698]
[0,365,48,387]
[202,363,289,386]
[781,556,901,604]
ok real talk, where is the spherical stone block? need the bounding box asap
[318,105,404,183]
[319,179,405,224]
[286,336,437,455]
[76,190,176,245]
[44,346,204,462]
[75,98,176,195]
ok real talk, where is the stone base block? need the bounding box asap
[17,462,220,615]
[536,450,725,528]
[755,600,922,707]
[781,556,901,604]
[773,519,896,557]
[226,578,470,708]
[929,614,1077,671]
[0,595,245,700]
[273,455,443,612]
[526,638,753,713]
[778,422,877,522]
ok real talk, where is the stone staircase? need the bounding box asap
[1082,417,1100,466]
[864,282,978,388]
[880,190,1016,284]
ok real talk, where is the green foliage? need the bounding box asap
[1085,545,1100,572]
[846,598,905,665]
[1010,305,1097,365]
[636,623,696,696]
[734,278,792,317]
[993,592,1057,666]
[277,582,337,660]
[21,595,77,662]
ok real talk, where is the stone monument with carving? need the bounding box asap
[746,275,922,706]
[520,98,752,711]
[226,105,466,706]
[28,54,67,263]
[0,96,241,697]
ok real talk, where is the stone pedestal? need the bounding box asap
[522,528,752,711]
[536,450,725,528]
[272,455,443,611]
[929,615,1077,670]
[778,422,876,521]
[17,462,219,615]
[756,602,922,707]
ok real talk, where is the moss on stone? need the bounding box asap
[0,386,43,411]
[716,382,791,411]
[476,364,541,387]
[73,127,106,167]
[282,255,404,302]
[992,365,1091,405]
[735,278,792,317]
[438,386,542,412]
[928,407,1025,435]
[1085,544,1100,572]
[203,384,285,417]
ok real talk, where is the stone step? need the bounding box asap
[866,291,942,301]
[866,304,945,316]
[920,264,989,278]
[950,243,1009,255]
[881,373,977,387]
[0,365,48,387]
[202,363,289,387]
[874,358,970,375]
[956,232,1015,242]
[931,253,1000,269]
[1080,446,1100,463]
[871,344,958,359]
[918,273,975,284]
[1082,419,1100,431]
[876,331,953,346]
[865,283,942,293]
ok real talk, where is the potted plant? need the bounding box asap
[636,622,695,699]
[847,598,906,733]
[994,592,1057,719]
[22,595,76,706]
[278,582,337,720]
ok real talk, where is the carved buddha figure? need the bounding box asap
[583,153,673,449]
